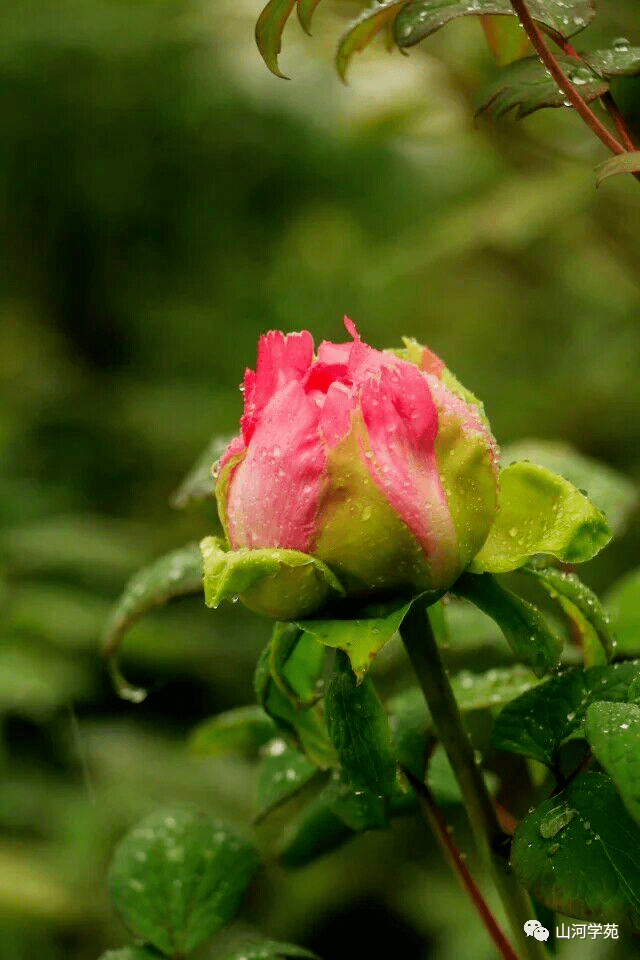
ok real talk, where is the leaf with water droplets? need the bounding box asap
[492,660,640,766]
[452,573,563,677]
[103,542,204,701]
[108,807,260,956]
[170,433,232,511]
[394,0,594,50]
[586,701,640,828]
[469,461,611,574]
[256,743,319,820]
[336,1,411,81]
[502,440,639,537]
[256,0,297,78]
[596,151,640,187]
[219,938,319,960]
[512,772,640,929]
[188,706,277,758]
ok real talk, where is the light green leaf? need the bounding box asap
[296,0,324,34]
[606,567,640,656]
[103,542,204,702]
[336,1,410,82]
[108,808,260,956]
[201,536,344,621]
[98,950,163,960]
[394,0,594,49]
[511,772,640,928]
[219,938,319,960]
[502,440,639,536]
[256,744,319,820]
[188,706,277,758]
[586,700,640,827]
[450,663,540,710]
[452,573,563,676]
[597,151,640,186]
[469,462,611,574]
[298,595,414,682]
[255,0,297,78]
[170,433,232,510]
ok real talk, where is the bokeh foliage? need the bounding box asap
[2,0,640,958]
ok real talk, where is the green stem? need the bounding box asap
[399,597,547,960]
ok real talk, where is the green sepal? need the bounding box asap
[452,572,563,676]
[469,461,611,574]
[525,566,616,664]
[200,536,345,620]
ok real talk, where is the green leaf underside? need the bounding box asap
[477,47,640,121]
[336,1,410,81]
[470,461,611,574]
[102,542,203,701]
[297,595,414,681]
[527,567,616,663]
[502,440,639,536]
[597,151,640,186]
[325,656,397,796]
[171,433,232,510]
[512,772,640,928]
[453,573,563,676]
[297,0,324,35]
[219,938,319,960]
[586,701,640,827]
[108,808,260,956]
[394,0,594,49]
[256,0,297,78]
[257,743,319,818]
[492,660,640,766]
[188,706,277,758]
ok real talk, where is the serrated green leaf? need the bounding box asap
[297,0,324,34]
[586,700,640,827]
[469,462,611,574]
[336,1,410,82]
[108,808,260,956]
[256,744,318,819]
[256,0,297,78]
[297,595,415,682]
[526,567,616,663]
[325,655,397,796]
[492,660,640,766]
[188,706,277,758]
[511,772,640,928]
[219,937,319,960]
[201,536,344,621]
[170,433,232,510]
[597,151,640,186]
[502,440,639,536]
[103,542,204,702]
[394,0,594,49]
[452,573,563,676]
[606,567,640,656]
[98,949,163,960]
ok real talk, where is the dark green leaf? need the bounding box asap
[278,791,354,867]
[102,542,203,702]
[492,660,640,766]
[108,808,260,956]
[296,0,324,34]
[218,937,319,960]
[170,433,232,510]
[256,744,318,819]
[394,0,594,49]
[511,772,640,928]
[597,151,640,186]
[324,774,389,830]
[298,595,414,682]
[452,573,563,676]
[325,655,397,796]
[336,1,411,82]
[526,567,616,662]
[256,0,297,78]
[586,700,640,827]
[606,567,640,656]
[502,440,639,536]
[188,706,277,758]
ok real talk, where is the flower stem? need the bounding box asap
[399,597,547,960]
[508,0,625,157]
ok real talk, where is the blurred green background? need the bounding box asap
[2,0,640,957]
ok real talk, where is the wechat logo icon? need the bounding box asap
[524,920,550,941]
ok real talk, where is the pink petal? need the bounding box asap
[320,381,355,447]
[226,379,327,552]
[241,330,314,444]
[359,363,458,584]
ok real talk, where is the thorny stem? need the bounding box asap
[508,0,626,156]
[399,598,548,960]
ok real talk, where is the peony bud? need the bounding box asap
[205,319,499,618]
